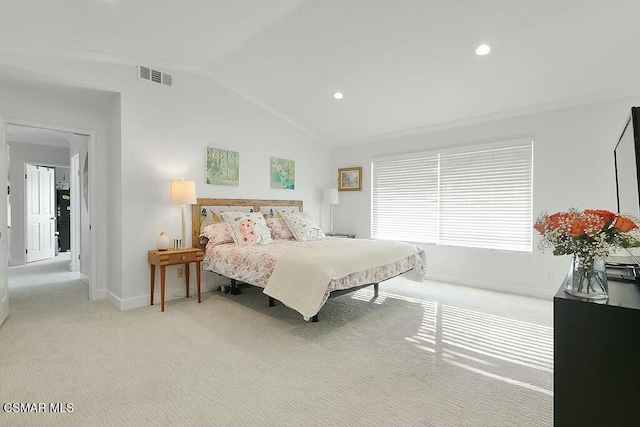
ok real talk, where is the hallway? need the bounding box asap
[10,252,79,285]
[8,253,88,316]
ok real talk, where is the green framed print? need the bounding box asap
[206,147,239,186]
[270,157,295,190]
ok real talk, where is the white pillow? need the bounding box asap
[219,211,273,246]
[279,211,326,241]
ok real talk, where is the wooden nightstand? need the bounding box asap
[148,248,204,312]
[326,232,356,238]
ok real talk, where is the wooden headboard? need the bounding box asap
[191,198,304,249]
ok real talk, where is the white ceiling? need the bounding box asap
[1,0,639,145]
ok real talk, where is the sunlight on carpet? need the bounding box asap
[1,260,552,426]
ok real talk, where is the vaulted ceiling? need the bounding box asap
[1,0,639,145]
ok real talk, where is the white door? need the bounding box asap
[0,116,8,327]
[25,164,56,263]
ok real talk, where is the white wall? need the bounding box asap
[117,68,332,306]
[332,96,640,298]
[7,142,69,265]
[0,54,332,309]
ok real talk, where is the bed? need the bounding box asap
[192,198,426,321]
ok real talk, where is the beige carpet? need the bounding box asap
[1,256,553,426]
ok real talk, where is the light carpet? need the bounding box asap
[0,256,553,426]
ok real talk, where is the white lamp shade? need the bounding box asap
[170,180,197,205]
[324,188,339,205]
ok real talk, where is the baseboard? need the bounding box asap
[119,278,224,311]
[105,289,122,310]
[120,293,150,311]
[426,272,552,300]
[79,274,90,285]
[105,291,153,311]
[528,286,557,300]
[92,288,106,300]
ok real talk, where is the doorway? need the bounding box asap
[5,123,94,299]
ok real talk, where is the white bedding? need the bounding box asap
[202,238,426,318]
[264,239,424,318]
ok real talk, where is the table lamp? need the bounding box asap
[170,179,197,249]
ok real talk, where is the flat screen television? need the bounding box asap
[614,106,640,218]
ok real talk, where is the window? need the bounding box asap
[371,139,533,252]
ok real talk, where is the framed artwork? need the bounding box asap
[206,147,239,186]
[338,166,362,191]
[271,157,295,190]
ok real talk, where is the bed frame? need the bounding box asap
[191,197,379,322]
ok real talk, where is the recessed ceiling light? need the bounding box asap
[333,92,344,100]
[475,44,491,56]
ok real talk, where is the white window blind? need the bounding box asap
[371,154,439,242]
[371,140,533,252]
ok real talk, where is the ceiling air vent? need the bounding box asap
[138,66,173,87]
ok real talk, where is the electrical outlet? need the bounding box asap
[544,271,553,281]
[177,267,184,278]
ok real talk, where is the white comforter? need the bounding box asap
[263,239,426,319]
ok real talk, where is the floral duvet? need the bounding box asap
[203,238,426,314]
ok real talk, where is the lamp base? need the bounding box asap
[330,204,334,235]
[181,204,187,250]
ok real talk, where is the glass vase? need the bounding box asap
[565,255,608,299]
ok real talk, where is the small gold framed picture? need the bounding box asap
[338,167,362,191]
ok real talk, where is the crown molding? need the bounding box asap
[6,37,638,150]
[332,86,640,147]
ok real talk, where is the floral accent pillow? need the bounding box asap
[220,211,273,246]
[265,218,295,240]
[200,223,234,246]
[280,211,326,241]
